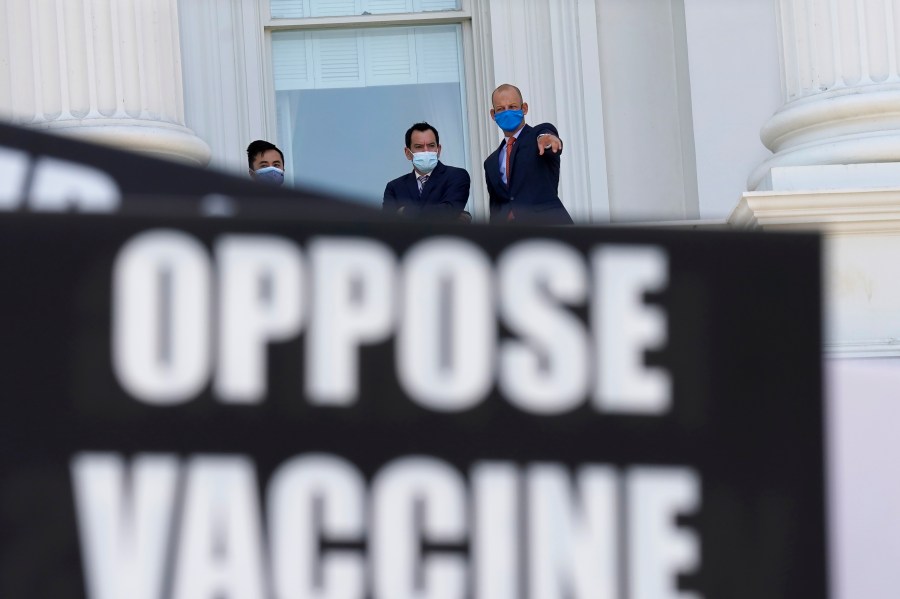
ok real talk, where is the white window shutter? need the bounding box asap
[415,26,460,83]
[363,0,414,14]
[313,31,365,87]
[309,0,361,17]
[365,29,416,86]
[273,32,313,91]
[270,0,308,18]
[413,0,459,12]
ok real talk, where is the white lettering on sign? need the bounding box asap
[0,146,120,211]
[528,464,619,599]
[398,238,494,411]
[0,147,29,208]
[112,230,211,404]
[215,235,305,403]
[628,468,702,599]
[111,231,671,415]
[594,246,671,414]
[72,453,703,599]
[268,455,366,599]
[471,463,519,599]
[372,456,468,599]
[71,453,179,599]
[170,457,267,599]
[305,237,396,406]
[498,240,589,414]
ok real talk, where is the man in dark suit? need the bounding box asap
[383,122,471,222]
[484,84,573,225]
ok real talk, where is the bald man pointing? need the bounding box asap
[484,84,573,225]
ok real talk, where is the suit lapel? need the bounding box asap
[419,161,445,203]
[404,171,419,203]
[508,124,532,192]
[486,141,506,193]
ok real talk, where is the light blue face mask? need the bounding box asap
[255,166,284,186]
[411,151,438,174]
[494,109,524,133]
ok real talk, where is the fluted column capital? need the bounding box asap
[0,0,210,166]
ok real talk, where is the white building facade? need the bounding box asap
[2,0,900,596]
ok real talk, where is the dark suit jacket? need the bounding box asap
[484,123,573,225]
[383,161,470,221]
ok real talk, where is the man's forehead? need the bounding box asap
[410,130,437,145]
[493,87,523,105]
[255,149,282,163]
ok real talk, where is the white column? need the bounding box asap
[0,0,210,165]
[750,0,900,190]
[178,0,270,173]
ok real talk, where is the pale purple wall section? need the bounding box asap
[827,358,900,599]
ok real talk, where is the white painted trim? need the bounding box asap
[574,0,610,222]
[462,0,493,221]
[263,10,471,29]
[243,0,275,146]
[616,218,730,230]
[670,0,698,220]
[827,339,900,359]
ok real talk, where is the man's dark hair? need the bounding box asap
[247,140,284,169]
[405,122,440,149]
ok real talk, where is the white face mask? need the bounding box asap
[411,151,438,174]
[254,166,284,186]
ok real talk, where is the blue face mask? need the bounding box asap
[411,151,438,174]
[494,109,524,133]
[255,166,284,186]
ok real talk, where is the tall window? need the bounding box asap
[269,0,470,207]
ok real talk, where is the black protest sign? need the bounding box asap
[0,215,826,599]
[0,122,377,219]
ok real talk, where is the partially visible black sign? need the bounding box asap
[0,122,377,219]
[0,215,826,599]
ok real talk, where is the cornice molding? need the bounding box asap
[730,188,900,234]
[728,185,900,360]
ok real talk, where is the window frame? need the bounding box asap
[257,0,491,219]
